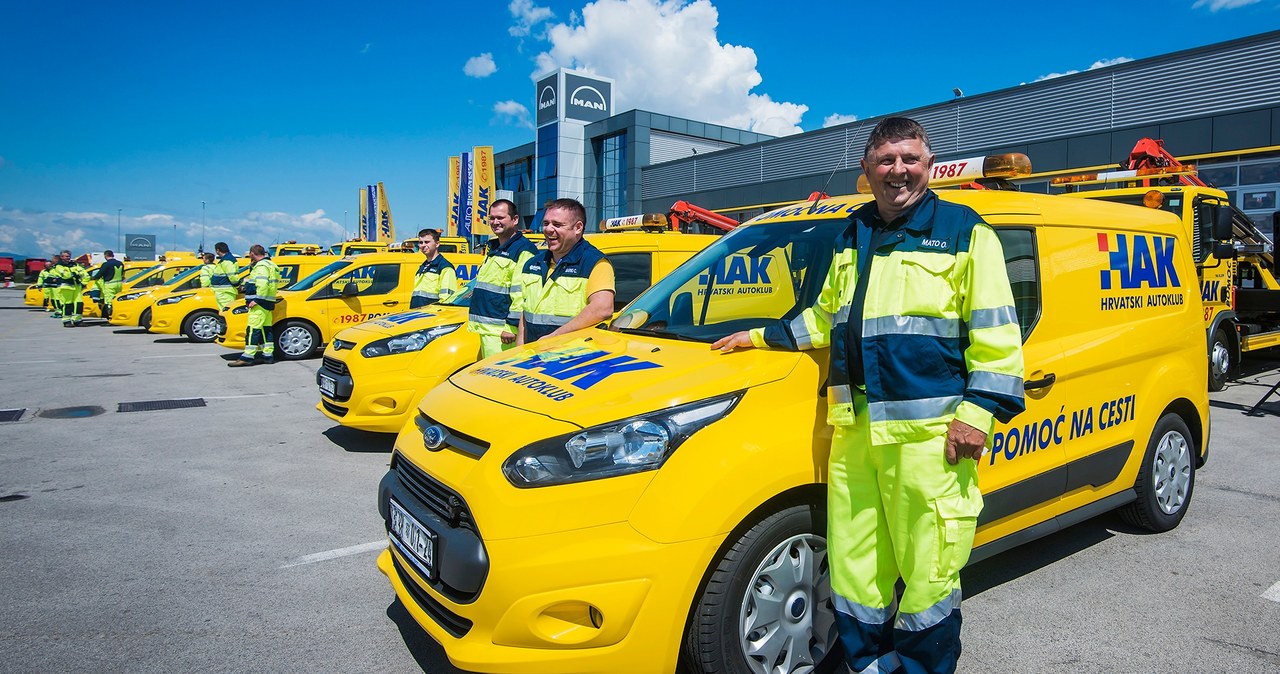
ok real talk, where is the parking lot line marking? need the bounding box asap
[202,393,285,400]
[138,354,214,359]
[279,540,387,568]
[0,359,56,365]
[1262,580,1280,603]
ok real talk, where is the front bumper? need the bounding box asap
[316,355,424,434]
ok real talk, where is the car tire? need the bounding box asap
[683,504,841,674]
[1208,326,1232,392]
[182,310,221,343]
[1120,413,1196,532]
[275,320,320,360]
[139,307,152,331]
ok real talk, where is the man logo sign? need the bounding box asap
[569,86,607,112]
[538,85,556,112]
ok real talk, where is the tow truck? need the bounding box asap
[1052,137,1275,390]
[599,199,740,234]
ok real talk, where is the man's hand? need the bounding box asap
[247,300,257,308]
[500,330,516,344]
[711,331,754,353]
[945,419,987,465]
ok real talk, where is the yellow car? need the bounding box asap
[217,252,485,359]
[378,189,1210,674]
[109,261,226,329]
[316,232,719,433]
[149,256,334,342]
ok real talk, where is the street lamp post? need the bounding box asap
[201,201,206,253]
[344,210,348,239]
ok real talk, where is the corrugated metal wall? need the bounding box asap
[643,32,1280,200]
[649,130,738,164]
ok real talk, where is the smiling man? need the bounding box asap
[712,117,1025,674]
[516,198,614,345]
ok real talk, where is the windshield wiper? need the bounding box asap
[615,326,709,343]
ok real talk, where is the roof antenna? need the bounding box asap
[810,120,866,214]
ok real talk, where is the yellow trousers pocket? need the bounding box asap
[930,492,980,583]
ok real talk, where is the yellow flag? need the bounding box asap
[376,181,395,242]
[358,188,368,241]
[447,156,461,237]
[471,146,495,238]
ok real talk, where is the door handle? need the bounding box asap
[1024,373,1056,391]
[382,300,399,307]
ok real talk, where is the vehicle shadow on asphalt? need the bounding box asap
[385,599,471,673]
[962,512,1133,598]
[151,337,189,344]
[112,328,149,335]
[322,425,397,453]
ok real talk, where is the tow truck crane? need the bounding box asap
[600,200,740,234]
[1052,137,1276,390]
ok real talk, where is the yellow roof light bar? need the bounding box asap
[857,153,1032,193]
[600,213,670,232]
[1049,164,1197,187]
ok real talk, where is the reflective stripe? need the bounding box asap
[894,588,961,632]
[829,384,854,404]
[474,280,507,295]
[244,295,274,303]
[862,314,958,339]
[469,314,507,327]
[833,593,897,625]
[968,370,1024,398]
[412,290,440,300]
[834,304,851,326]
[868,395,962,422]
[968,305,1018,330]
[790,313,815,349]
[524,312,571,327]
[860,652,902,674]
[505,310,521,323]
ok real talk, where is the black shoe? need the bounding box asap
[227,359,257,368]
[262,356,275,365]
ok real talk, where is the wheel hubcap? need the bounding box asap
[1152,430,1192,515]
[280,327,313,357]
[1211,341,1230,377]
[739,534,835,674]
[191,315,219,340]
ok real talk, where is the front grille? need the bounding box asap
[321,400,348,417]
[394,457,476,532]
[331,338,357,352]
[415,412,490,457]
[321,356,348,375]
[390,551,473,638]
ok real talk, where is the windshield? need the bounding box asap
[126,265,161,283]
[166,266,203,286]
[612,218,847,342]
[289,260,353,291]
[437,278,476,308]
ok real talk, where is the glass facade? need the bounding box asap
[536,124,559,207]
[600,132,628,220]
[499,157,532,193]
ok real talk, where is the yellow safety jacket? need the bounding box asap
[411,254,458,307]
[468,232,539,337]
[517,239,609,343]
[751,190,1025,444]
[243,258,281,309]
[51,262,89,298]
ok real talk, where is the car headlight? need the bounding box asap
[116,291,147,302]
[156,294,193,306]
[361,323,462,358]
[502,392,743,488]
[231,305,248,315]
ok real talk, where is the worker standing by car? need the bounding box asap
[467,199,539,358]
[516,198,614,345]
[205,242,240,312]
[712,117,1025,674]
[51,250,89,327]
[229,244,281,367]
[410,228,458,309]
[38,253,60,316]
[93,249,125,320]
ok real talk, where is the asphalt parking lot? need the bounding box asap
[2,287,1279,673]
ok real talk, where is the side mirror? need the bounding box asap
[1213,206,1235,241]
[1213,242,1237,260]
[341,282,360,298]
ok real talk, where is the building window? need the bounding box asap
[499,158,532,193]
[537,124,559,205]
[1199,165,1237,188]
[1240,161,1280,185]
[601,132,628,221]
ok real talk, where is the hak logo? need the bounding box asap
[496,346,660,389]
[474,186,490,223]
[376,311,437,326]
[1098,233,1180,290]
[569,85,607,112]
[538,85,556,111]
[456,264,479,282]
[699,255,772,285]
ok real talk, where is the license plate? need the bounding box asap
[318,374,336,396]
[389,499,436,576]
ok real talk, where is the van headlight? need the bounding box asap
[116,291,147,302]
[156,293,193,306]
[361,323,461,358]
[502,392,743,487]
[231,306,248,315]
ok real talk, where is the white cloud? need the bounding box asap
[360,43,372,54]
[1034,56,1134,82]
[464,53,498,78]
[0,205,343,258]
[531,0,808,136]
[493,100,534,129]
[1193,0,1260,10]
[822,113,858,128]
[509,0,555,37]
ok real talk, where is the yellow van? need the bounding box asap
[271,242,323,257]
[149,256,333,342]
[316,232,720,433]
[217,252,485,359]
[106,261,203,327]
[377,190,1210,674]
[327,241,389,256]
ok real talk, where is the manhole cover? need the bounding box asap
[0,409,24,423]
[117,398,206,413]
[37,406,106,419]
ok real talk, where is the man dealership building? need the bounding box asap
[495,29,1280,230]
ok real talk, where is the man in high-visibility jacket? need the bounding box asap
[467,199,539,358]
[202,242,241,312]
[92,249,125,319]
[51,250,90,327]
[714,117,1025,674]
[37,256,59,315]
[410,228,457,309]
[229,244,281,367]
[516,198,614,345]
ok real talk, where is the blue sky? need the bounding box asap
[1,0,1276,257]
